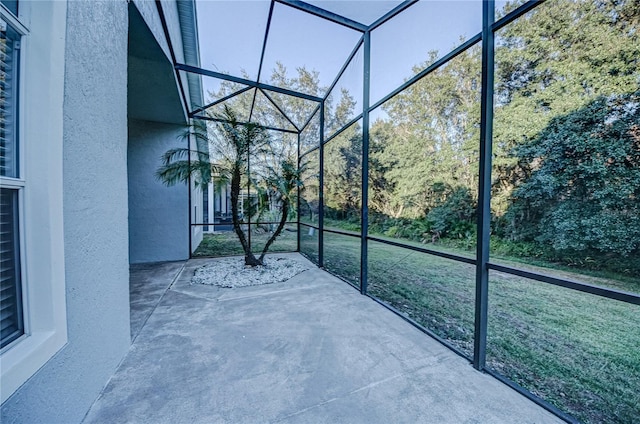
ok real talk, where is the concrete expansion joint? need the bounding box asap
[132,262,187,344]
[214,284,321,302]
[168,262,188,290]
[272,364,433,423]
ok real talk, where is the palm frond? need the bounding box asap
[156,147,217,188]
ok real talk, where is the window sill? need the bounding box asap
[0,329,67,403]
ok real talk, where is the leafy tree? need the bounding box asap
[506,92,640,256]
[323,120,362,222]
[368,46,481,220]
[491,0,640,217]
[267,63,325,135]
[368,120,398,218]
[299,149,320,224]
[157,106,303,266]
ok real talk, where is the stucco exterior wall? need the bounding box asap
[0,2,131,423]
[128,119,190,264]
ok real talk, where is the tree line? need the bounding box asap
[321,0,640,274]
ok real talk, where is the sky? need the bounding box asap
[193,0,501,125]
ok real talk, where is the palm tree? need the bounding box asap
[156,105,302,266]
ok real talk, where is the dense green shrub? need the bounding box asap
[426,186,476,239]
[506,93,640,259]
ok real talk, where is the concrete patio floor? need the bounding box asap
[83,253,562,424]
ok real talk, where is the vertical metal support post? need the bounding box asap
[247,144,252,252]
[318,101,325,267]
[215,178,222,233]
[297,132,301,252]
[474,0,495,371]
[360,31,371,295]
[188,131,193,258]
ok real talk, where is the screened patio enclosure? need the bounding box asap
[164,1,640,423]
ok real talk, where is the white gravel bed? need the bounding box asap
[192,256,310,288]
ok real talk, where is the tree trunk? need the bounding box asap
[230,166,262,266]
[258,198,289,263]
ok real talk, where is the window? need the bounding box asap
[1,1,68,403]
[0,13,23,350]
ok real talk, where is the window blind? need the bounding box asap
[1,19,19,178]
[0,18,22,349]
[0,188,22,349]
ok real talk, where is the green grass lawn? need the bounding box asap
[193,225,297,257]
[299,225,319,264]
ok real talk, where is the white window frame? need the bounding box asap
[0,1,68,404]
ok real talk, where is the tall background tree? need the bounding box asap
[324,0,639,270]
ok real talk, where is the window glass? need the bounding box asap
[194,1,269,80]
[324,43,363,140]
[299,148,320,260]
[262,89,318,131]
[300,107,320,153]
[299,223,319,264]
[367,46,481,253]
[299,149,319,226]
[250,89,296,131]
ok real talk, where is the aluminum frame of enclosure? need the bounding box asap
[153,2,640,423]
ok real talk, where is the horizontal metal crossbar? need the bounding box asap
[276,0,368,32]
[322,227,360,238]
[192,114,299,134]
[191,221,297,226]
[488,263,640,305]
[368,236,477,265]
[190,86,253,116]
[492,0,545,33]
[176,63,323,103]
[299,222,319,230]
[369,0,419,32]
